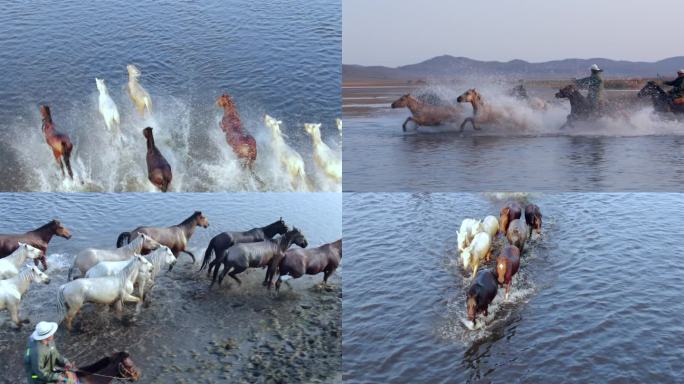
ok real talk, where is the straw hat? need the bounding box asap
[31,321,58,340]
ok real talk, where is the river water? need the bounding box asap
[0,192,342,383]
[0,0,341,192]
[343,192,684,383]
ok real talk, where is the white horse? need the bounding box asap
[126,64,152,116]
[336,118,342,134]
[0,265,50,327]
[264,115,308,191]
[457,219,481,253]
[58,256,145,331]
[461,232,491,277]
[477,215,499,239]
[0,243,42,279]
[304,123,341,183]
[95,78,121,135]
[68,233,159,280]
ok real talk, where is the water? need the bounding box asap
[343,193,684,383]
[0,0,341,192]
[0,192,342,382]
[343,85,684,191]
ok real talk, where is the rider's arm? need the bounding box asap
[28,351,64,383]
[663,79,675,86]
[574,76,592,88]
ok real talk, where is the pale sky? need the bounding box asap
[343,0,679,66]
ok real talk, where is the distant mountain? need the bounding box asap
[343,55,684,82]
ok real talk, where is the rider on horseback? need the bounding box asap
[510,79,529,100]
[24,322,77,383]
[575,64,605,114]
[663,69,684,102]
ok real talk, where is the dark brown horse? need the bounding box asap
[499,202,522,237]
[272,238,342,292]
[39,105,74,179]
[555,84,592,129]
[217,94,257,167]
[75,351,140,383]
[200,217,288,279]
[0,220,72,270]
[143,127,172,192]
[524,204,542,236]
[496,245,520,301]
[390,94,463,132]
[637,81,684,115]
[116,211,209,263]
[466,268,498,326]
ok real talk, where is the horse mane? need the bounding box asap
[117,258,140,304]
[180,211,202,226]
[147,248,166,278]
[262,218,286,237]
[16,267,35,283]
[31,220,58,233]
[124,235,144,252]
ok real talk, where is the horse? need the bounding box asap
[265,115,308,190]
[390,94,463,132]
[95,78,121,135]
[39,105,74,179]
[273,239,342,292]
[336,118,342,134]
[116,211,209,263]
[457,89,523,131]
[555,84,594,129]
[496,245,520,301]
[126,64,152,115]
[477,215,499,239]
[461,232,491,278]
[75,351,141,383]
[200,217,288,277]
[85,246,174,291]
[457,218,481,253]
[142,127,172,192]
[499,202,522,237]
[68,233,160,280]
[0,219,72,271]
[215,227,308,287]
[0,265,50,328]
[506,219,528,252]
[466,268,498,327]
[524,204,542,237]
[217,93,257,167]
[58,256,146,331]
[0,243,42,279]
[304,123,341,183]
[637,81,684,114]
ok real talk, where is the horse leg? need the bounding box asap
[228,267,246,285]
[63,141,74,179]
[52,148,65,177]
[9,300,21,328]
[460,118,473,132]
[182,250,196,264]
[275,277,282,293]
[402,117,413,132]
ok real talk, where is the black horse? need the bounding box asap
[200,218,288,280]
[637,81,684,115]
[555,84,593,129]
[76,351,140,383]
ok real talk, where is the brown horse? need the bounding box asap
[142,127,172,192]
[217,94,257,167]
[272,238,342,292]
[499,202,522,237]
[524,204,542,236]
[457,89,523,131]
[0,220,72,270]
[390,94,463,132]
[39,105,74,179]
[116,211,209,263]
[75,351,141,383]
[496,245,520,301]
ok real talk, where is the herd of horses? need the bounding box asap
[391,81,684,132]
[0,212,341,382]
[457,202,542,327]
[39,64,342,191]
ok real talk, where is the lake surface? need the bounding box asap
[0,192,342,382]
[343,193,684,383]
[0,0,341,192]
[343,85,684,192]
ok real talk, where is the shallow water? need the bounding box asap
[0,0,341,192]
[343,193,684,383]
[343,86,684,192]
[0,193,342,382]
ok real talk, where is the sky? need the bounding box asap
[343,0,679,66]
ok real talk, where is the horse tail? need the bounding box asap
[57,285,68,322]
[62,141,74,178]
[116,232,131,248]
[67,263,76,281]
[199,238,215,272]
[144,96,152,114]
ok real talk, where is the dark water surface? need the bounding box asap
[343,193,684,383]
[0,1,341,191]
[0,193,342,383]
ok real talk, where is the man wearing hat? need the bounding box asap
[663,69,684,102]
[24,321,77,383]
[575,64,605,114]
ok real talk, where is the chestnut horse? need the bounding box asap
[116,211,209,263]
[217,94,257,167]
[39,105,74,178]
[390,94,463,132]
[143,127,172,192]
[457,89,522,131]
[272,238,342,292]
[75,351,141,383]
[499,202,522,237]
[0,219,72,270]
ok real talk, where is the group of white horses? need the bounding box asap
[0,234,176,331]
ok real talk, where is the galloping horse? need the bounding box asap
[39,105,74,179]
[555,84,593,129]
[75,351,141,383]
[0,243,42,279]
[0,219,72,271]
[200,217,288,277]
[304,123,341,183]
[637,81,684,114]
[95,78,121,135]
[215,227,308,287]
[116,211,209,263]
[265,115,308,189]
[69,233,160,280]
[217,94,257,167]
[143,127,172,192]
[391,94,463,131]
[127,64,152,115]
[457,89,521,131]
[272,238,342,292]
[0,265,50,327]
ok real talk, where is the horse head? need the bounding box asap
[115,352,141,381]
[555,84,577,99]
[50,219,72,239]
[194,211,209,228]
[217,93,236,109]
[391,94,412,108]
[303,123,322,140]
[637,81,662,98]
[28,265,50,284]
[466,294,477,322]
[139,233,161,251]
[127,64,141,79]
[284,227,308,249]
[39,105,52,122]
[16,242,41,259]
[457,89,481,104]
[95,78,107,94]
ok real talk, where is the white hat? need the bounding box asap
[678,69,684,74]
[31,321,58,340]
[590,64,602,72]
